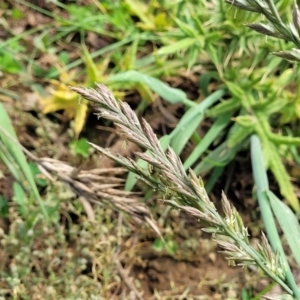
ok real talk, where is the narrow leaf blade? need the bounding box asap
[267,190,300,268]
[0,103,48,218]
[107,70,195,107]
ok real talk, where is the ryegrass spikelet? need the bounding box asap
[72,84,290,294]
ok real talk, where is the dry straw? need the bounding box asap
[0,124,159,234]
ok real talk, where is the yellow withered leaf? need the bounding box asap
[39,80,88,136]
[73,98,88,137]
[51,89,78,101]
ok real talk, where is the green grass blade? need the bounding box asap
[156,38,196,55]
[267,190,300,268]
[283,127,300,164]
[251,135,300,298]
[207,97,240,117]
[205,166,225,193]
[107,70,196,107]
[170,89,226,154]
[125,158,149,192]
[193,140,242,174]
[199,73,212,97]
[257,130,299,211]
[0,141,25,185]
[255,113,299,210]
[13,181,28,216]
[268,143,299,211]
[170,111,204,155]
[48,34,155,78]
[0,103,48,219]
[227,125,253,148]
[251,135,281,250]
[183,112,231,170]
[170,89,226,138]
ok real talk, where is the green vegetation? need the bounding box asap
[0,0,300,298]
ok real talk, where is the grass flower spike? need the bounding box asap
[72,83,294,296]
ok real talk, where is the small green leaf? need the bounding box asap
[124,0,154,28]
[12,8,24,20]
[241,288,251,300]
[69,138,91,158]
[153,238,177,255]
[165,239,177,255]
[0,50,23,74]
[225,81,245,99]
[59,51,70,64]
[153,238,164,252]
[33,64,57,79]
[29,162,48,187]
[82,44,102,84]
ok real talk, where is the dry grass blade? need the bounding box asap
[114,258,144,300]
[0,125,160,236]
[39,157,161,236]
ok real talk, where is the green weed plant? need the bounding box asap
[1,0,300,298]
